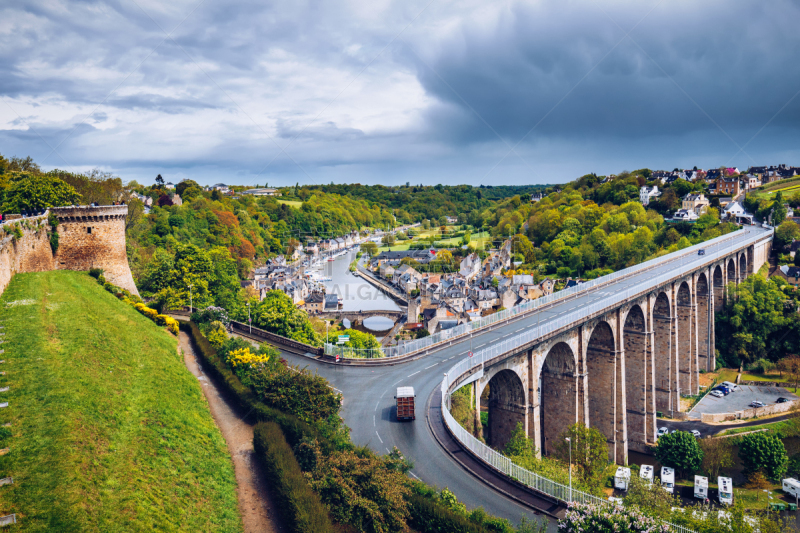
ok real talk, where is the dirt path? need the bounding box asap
[179,332,283,533]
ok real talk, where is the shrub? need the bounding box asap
[739,432,788,481]
[407,493,494,533]
[560,502,671,533]
[249,366,342,424]
[154,314,169,326]
[253,422,336,533]
[306,447,410,533]
[88,268,104,279]
[49,230,59,253]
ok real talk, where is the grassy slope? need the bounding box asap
[0,271,240,532]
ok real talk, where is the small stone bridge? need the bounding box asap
[321,309,406,324]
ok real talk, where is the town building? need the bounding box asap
[639,186,661,206]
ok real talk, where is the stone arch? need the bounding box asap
[623,304,650,446]
[586,320,619,460]
[653,292,674,412]
[539,342,578,455]
[747,246,754,273]
[727,257,737,285]
[739,253,748,280]
[713,264,724,310]
[486,369,527,449]
[696,272,712,372]
[677,281,696,394]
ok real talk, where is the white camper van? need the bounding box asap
[694,475,708,500]
[640,465,654,484]
[718,477,733,505]
[614,467,631,491]
[783,478,800,499]
[661,467,675,493]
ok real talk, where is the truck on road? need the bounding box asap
[396,387,416,421]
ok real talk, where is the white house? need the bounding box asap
[459,253,481,281]
[640,186,661,206]
[211,183,230,193]
[722,201,754,224]
[673,209,699,221]
[165,182,175,190]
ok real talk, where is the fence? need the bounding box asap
[440,357,698,533]
[327,226,771,360]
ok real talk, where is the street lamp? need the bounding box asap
[188,283,194,313]
[247,301,251,334]
[565,437,572,503]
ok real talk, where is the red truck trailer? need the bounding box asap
[395,386,416,421]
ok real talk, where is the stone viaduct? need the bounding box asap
[0,205,138,297]
[462,238,769,465]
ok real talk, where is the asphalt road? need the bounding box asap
[244,225,771,527]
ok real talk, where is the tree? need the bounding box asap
[381,233,395,248]
[623,475,677,519]
[155,174,165,186]
[778,356,800,392]
[738,432,788,481]
[503,422,537,459]
[655,431,703,477]
[340,329,380,349]
[774,220,800,249]
[176,179,199,197]
[252,290,322,346]
[1,173,81,212]
[772,191,788,225]
[553,423,609,491]
[362,241,378,257]
[700,438,734,479]
[157,194,173,207]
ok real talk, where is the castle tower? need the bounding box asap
[50,206,140,296]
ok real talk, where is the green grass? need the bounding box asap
[277,199,303,208]
[718,422,788,437]
[0,271,241,532]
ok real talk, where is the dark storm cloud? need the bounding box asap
[1,0,799,185]
[414,1,800,143]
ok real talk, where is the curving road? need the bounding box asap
[242,225,771,528]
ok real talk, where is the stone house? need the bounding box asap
[304,291,325,313]
[778,265,800,286]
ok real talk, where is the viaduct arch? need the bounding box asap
[459,241,764,465]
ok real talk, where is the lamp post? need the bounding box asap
[188,283,193,314]
[247,301,251,334]
[566,437,572,503]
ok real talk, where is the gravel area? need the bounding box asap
[689,384,799,418]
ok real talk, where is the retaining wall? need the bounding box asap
[700,399,798,423]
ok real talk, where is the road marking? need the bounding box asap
[408,371,420,377]
[425,364,437,369]
[515,328,525,332]
[375,401,380,411]
[376,431,383,443]
[373,415,376,427]
[449,356,455,360]
[476,343,486,348]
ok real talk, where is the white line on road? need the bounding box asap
[375,401,380,411]
[425,364,437,369]
[409,471,421,480]
[476,343,486,348]
[408,371,421,377]
[376,431,383,443]
[515,328,525,332]
[373,415,376,426]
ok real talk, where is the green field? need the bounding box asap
[0,272,241,532]
[276,199,303,208]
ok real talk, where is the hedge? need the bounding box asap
[407,493,496,533]
[253,422,337,533]
[180,321,327,451]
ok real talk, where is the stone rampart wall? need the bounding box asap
[0,215,55,296]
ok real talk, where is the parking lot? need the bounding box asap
[688,384,798,418]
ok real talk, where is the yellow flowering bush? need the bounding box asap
[226,348,270,369]
[207,327,228,348]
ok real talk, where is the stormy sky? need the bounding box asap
[1,0,799,186]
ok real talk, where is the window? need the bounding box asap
[87,227,92,234]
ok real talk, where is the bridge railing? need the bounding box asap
[327,225,765,360]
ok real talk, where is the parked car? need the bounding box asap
[750,401,766,408]
[657,427,670,438]
[691,430,702,438]
[714,386,730,395]
[709,390,724,398]
[777,397,790,403]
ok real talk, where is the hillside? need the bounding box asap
[0,271,240,532]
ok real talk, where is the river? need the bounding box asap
[314,249,401,313]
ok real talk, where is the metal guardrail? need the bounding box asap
[326,225,769,360]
